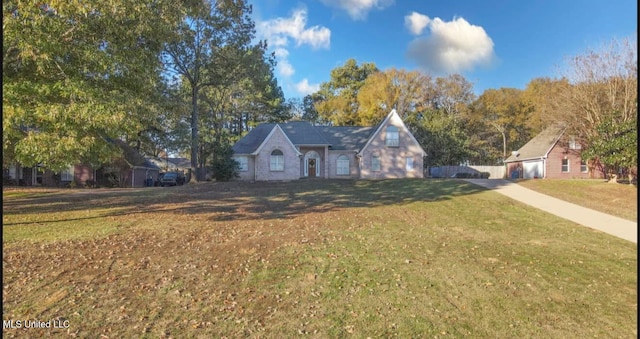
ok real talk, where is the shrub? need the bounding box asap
[211,143,239,182]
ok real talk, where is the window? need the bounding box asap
[385,126,399,147]
[270,150,284,171]
[580,160,588,173]
[569,137,581,150]
[8,165,16,179]
[236,156,248,172]
[337,155,349,175]
[406,157,414,171]
[61,165,74,181]
[561,159,569,173]
[372,155,381,172]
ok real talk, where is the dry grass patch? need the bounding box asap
[516,179,637,221]
[3,180,637,337]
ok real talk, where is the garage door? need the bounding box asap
[523,160,543,179]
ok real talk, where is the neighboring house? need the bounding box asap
[232,109,426,181]
[504,124,605,179]
[4,162,96,187]
[167,157,191,172]
[4,139,161,188]
[99,139,161,187]
[145,156,191,182]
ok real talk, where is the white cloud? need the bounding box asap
[273,48,289,58]
[277,59,295,77]
[295,79,320,96]
[320,0,394,20]
[257,8,331,50]
[406,15,496,74]
[404,11,430,36]
[257,7,331,82]
[272,48,294,77]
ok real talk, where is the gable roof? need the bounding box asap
[505,123,566,162]
[145,156,190,171]
[232,123,275,154]
[357,109,426,157]
[232,110,424,155]
[253,124,302,156]
[167,157,191,168]
[108,138,160,169]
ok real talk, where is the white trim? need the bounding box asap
[405,157,414,171]
[235,156,248,171]
[252,125,302,157]
[561,158,570,173]
[543,127,566,158]
[303,151,321,177]
[337,154,350,175]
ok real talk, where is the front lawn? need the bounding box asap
[3,180,637,337]
[515,179,637,221]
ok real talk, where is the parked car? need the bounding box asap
[159,172,185,187]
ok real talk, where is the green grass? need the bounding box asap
[2,180,637,338]
[515,179,637,221]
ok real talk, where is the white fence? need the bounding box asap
[428,165,506,179]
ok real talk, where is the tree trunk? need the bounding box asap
[501,131,507,160]
[190,86,199,183]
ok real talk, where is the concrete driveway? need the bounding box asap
[464,179,637,243]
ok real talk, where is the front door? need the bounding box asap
[308,159,316,177]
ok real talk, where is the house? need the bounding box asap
[232,109,426,181]
[504,124,605,179]
[4,162,96,187]
[3,139,161,188]
[98,139,161,187]
[145,156,191,182]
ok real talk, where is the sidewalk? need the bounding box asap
[464,179,637,243]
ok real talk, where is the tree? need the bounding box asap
[3,1,179,172]
[583,116,637,182]
[356,68,432,125]
[211,142,239,181]
[194,42,285,174]
[406,110,471,167]
[162,0,256,182]
[467,88,533,162]
[561,37,637,139]
[314,59,378,126]
[560,37,637,181]
[432,74,476,119]
[522,77,571,135]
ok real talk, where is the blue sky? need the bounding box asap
[250,0,637,100]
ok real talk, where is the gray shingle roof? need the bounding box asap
[279,121,330,145]
[320,126,375,150]
[505,124,566,162]
[232,123,277,154]
[232,122,377,154]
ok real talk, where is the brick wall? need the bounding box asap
[255,127,301,181]
[234,155,255,181]
[546,145,592,179]
[327,151,358,179]
[359,114,424,179]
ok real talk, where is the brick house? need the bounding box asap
[4,139,161,188]
[231,109,426,181]
[504,124,605,179]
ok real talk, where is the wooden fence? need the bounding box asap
[427,165,506,179]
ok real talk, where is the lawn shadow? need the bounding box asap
[2,179,492,225]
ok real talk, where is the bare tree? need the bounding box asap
[560,37,638,181]
[561,37,637,142]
